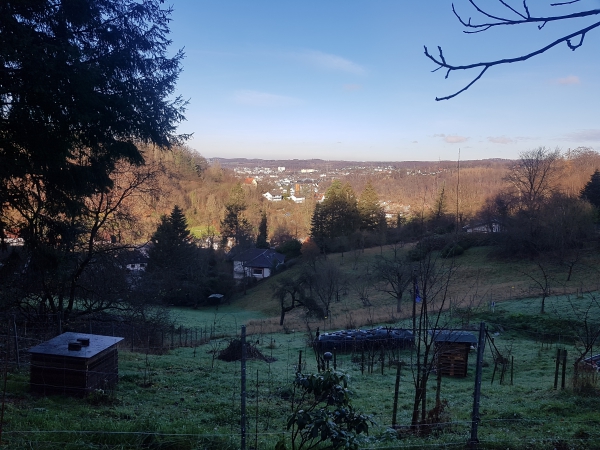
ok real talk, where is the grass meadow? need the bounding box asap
[3,244,600,449]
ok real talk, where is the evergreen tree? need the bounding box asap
[220,183,252,248]
[310,203,328,249]
[148,206,194,270]
[170,205,191,241]
[580,170,600,209]
[0,0,185,322]
[256,212,269,249]
[0,0,186,250]
[310,181,360,251]
[339,182,361,235]
[146,205,203,305]
[358,181,386,231]
[434,186,447,220]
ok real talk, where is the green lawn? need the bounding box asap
[5,290,600,449]
[5,244,600,449]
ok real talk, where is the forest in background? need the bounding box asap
[143,146,600,246]
[2,143,599,328]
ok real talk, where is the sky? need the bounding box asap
[166,0,600,162]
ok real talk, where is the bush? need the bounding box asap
[440,242,464,258]
[457,232,494,250]
[408,234,450,261]
[276,239,302,261]
[282,370,373,450]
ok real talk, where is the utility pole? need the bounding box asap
[455,148,461,238]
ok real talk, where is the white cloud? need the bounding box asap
[437,134,468,144]
[556,75,580,85]
[563,129,600,142]
[488,136,515,144]
[232,90,303,107]
[298,50,367,75]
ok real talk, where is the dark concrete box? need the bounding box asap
[28,332,124,396]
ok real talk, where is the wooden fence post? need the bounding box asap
[554,348,561,390]
[561,349,567,390]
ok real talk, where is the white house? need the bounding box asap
[463,219,503,233]
[232,248,285,280]
[119,249,149,274]
[262,192,283,202]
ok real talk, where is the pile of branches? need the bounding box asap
[218,339,276,363]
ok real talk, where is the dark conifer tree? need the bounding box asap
[358,181,386,231]
[0,0,186,243]
[169,205,191,242]
[146,206,203,305]
[148,206,194,269]
[220,183,252,248]
[310,203,328,249]
[309,181,360,251]
[256,212,269,249]
[580,170,600,209]
[0,0,186,320]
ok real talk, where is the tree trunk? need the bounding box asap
[279,309,285,326]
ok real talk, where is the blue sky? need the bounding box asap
[168,1,600,162]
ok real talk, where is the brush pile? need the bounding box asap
[218,339,276,363]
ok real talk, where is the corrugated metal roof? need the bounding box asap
[430,330,478,344]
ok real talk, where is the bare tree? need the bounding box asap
[350,274,373,307]
[273,274,308,326]
[373,243,412,313]
[569,294,600,391]
[499,148,565,256]
[409,253,457,430]
[8,160,159,323]
[551,294,600,391]
[305,260,345,322]
[522,260,554,314]
[541,193,595,266]
[505,147,562,212]
[425,1,600,100]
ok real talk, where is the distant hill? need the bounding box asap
[209,157,513,172]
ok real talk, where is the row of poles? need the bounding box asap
[239,322,488,450]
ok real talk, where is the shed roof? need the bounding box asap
[430,330,478,344]
[28,332,123,359]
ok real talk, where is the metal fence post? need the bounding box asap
[469,322,486,448]
[241,325,247,450]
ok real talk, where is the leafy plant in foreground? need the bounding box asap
[279,370,373,450]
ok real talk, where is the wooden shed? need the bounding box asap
[431,330,478,378]
[28,332,124,396]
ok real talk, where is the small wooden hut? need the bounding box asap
[28,332,124,396]
[431,330,478,378]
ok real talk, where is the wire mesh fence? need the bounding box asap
[0,312,598,449]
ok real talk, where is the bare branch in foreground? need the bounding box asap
[427,1,600,100]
